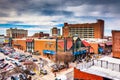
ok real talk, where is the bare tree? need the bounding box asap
[55,51,73,68]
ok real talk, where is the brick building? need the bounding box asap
[51,27,61,36]
[6,28,28,38]
[112,30,120,58]
[32,32,49,38]
[62,19,104,38]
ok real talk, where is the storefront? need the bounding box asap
[26,39,34,52]
[43,50,56,59]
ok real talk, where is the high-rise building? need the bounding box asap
[6,28,28,38]
[112,30,120,58]
[62,19,104,38]
[51,27,61,36]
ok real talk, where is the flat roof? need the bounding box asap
[99,56,120,64]
[82,66,120,80]
[80,56,120,79]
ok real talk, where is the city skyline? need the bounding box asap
[0,0,120,36]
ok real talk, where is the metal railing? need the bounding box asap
[76,60,94,70]
[76,59,120,72]
[94,60,120,72]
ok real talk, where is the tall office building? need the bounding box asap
[6,28,28,38]
[51,27,61,36]
[62,19,104,38]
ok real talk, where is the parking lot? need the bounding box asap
[0,46,74,80]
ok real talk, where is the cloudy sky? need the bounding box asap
[0,0,120,36]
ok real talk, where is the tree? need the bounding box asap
[55,51,73,68]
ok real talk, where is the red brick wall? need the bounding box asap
[112,30,120,58]
[74,68,103,80]
[62,19,104,38]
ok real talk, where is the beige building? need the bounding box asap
[6,28,28,38]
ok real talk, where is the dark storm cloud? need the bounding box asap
[64,0,120,6]
[0,0,71,16]
[0,0,120,17]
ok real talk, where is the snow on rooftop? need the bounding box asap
[80,56,120,79]
[99,56,120,64]
[82,66,120,80]
[81,38,108,43]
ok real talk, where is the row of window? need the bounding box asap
[70,27,94,30]
[70,31,94,34]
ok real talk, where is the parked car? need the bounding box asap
[51,64,59,72]
[3,51,11,55]
[29,70,36,75]
[18,58,26,62]
[19,74,27,80]
[51,64,66,72]
[58,64,66,70]
[0,63,8,69]
[11,75,20,80]
[0,63,4,66]
[0,48,4,52]
[4,64,13,71]
[5,57,12,61]
[11,61,21,67]
[26,55,32,58]
[40,69,47,75]
[23,68,36,75]
[32,58,38,62]
[0,58,4,62]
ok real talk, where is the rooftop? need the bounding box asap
[76,56,120,79]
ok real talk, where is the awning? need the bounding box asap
[82,40,90,47]
[73,50,87,55]
[43,50,56,55]
[98,47,104,53]
[105,42,112,46]
[99,43,105,47]
[26,39,33,42]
